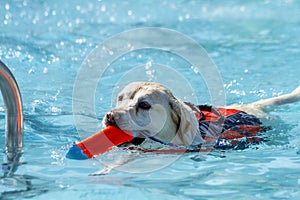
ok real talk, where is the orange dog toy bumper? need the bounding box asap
[66,126,133,159]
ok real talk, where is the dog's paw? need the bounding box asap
[89,167,113,176]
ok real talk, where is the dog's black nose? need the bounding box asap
[105,112,118,127]
[105,111,114,122]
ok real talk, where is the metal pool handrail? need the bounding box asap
[0,60,24,176]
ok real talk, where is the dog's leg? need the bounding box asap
[250,85,300,109]
[90,166,114,176]
[89,152,139,176]
[228,85,300,118]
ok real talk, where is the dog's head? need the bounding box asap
[103,82,202,146]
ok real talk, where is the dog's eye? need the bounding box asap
[138,101,151,110]
[118,95,124,102]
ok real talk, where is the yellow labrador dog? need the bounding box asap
[103,82,300,149]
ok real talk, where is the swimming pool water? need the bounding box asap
[1,0,300,199]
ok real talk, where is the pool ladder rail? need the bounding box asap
[0,60,24,177]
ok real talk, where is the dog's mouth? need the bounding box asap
[104,112,146,146]
[104,118,119,128]
[119,137,145,146]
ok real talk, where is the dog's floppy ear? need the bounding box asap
[169,97,201,146]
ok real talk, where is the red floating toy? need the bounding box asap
[66,126,134,160]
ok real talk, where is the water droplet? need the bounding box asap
[5,4,10,10]
[109,16,116,22]
[101,5,106,12]
[28,67,36,74]
[43,67,48,74]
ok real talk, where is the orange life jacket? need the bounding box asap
[197,105,268,150]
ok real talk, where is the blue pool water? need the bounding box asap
[1,0,300,199]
